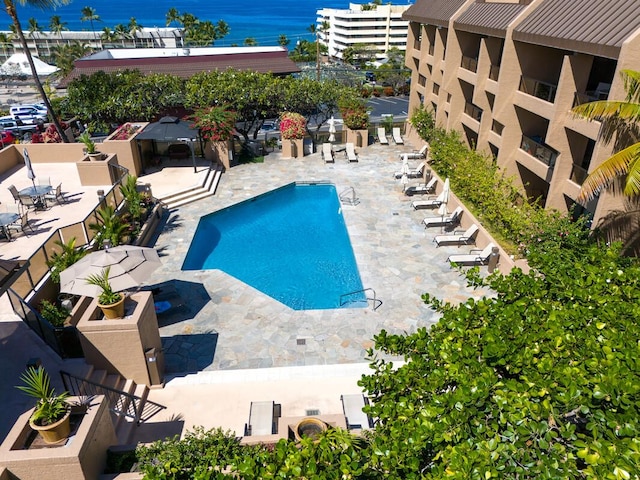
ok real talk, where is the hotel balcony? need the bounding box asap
[519,76,557,104]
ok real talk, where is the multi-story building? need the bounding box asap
[0,28,185,63]
[402,0,640,224]
[317,3,410,62]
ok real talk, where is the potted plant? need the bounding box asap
[85,266,125,319]
[191,106,237,168]
[39,300,70,327]
[279,112,306,158]
[16,366,71,444]
[78,131,103,160]
[339,98,370,147]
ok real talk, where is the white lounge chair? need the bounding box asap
[377,127,389,145]
[434,224,479,247]
[401,144,428,160]
[394,161,426,179]
[322,143,334,163]
[345,143,358,162]
[244,400,279,436]
[392,127,404,144]
[405,176,437,196]
[423,206,463,228]
[341,394,372,430]
[411,187,447,209]
[447,242,496,266]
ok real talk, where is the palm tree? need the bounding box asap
[49,15,68,44]
[3,0,69,142]
[80,6,100,40]
[165,7,180,28]
[278,34,290,47]
[113,23,130,47]
[52,41,91,77]
[0,32,12,59]
[243,37,257,47]
[573,70,640,203]
[128,17,142,45]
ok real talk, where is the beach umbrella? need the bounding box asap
[328,116,336,143]
[441,177,450,205]
[400,172,409,192]
[59,245,161,298]
[23,148,36,188]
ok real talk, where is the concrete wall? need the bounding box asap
[77,291,163,386]
[0,396,117,480]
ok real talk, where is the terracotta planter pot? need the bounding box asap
[88,152,105,161]
[98,294,125,319]
[293,417,327,442]
[29,409,71,444]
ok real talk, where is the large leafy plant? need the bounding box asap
[17,366,69,427]
[89,205,130,248]
[190,106,237,142]
[46,237,88,284]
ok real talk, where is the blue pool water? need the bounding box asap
[182,183,366,310]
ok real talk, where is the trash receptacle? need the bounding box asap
[145,347,164,386]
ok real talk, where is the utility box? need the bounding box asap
[145,347,165,386]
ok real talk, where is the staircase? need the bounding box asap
[158,163,224,210]
[61,367,163,445]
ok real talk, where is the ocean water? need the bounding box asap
[5,0,356,46]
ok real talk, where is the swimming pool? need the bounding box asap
[182,182,366,310]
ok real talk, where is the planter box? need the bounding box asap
[77,291,164,387]
[0,395,116,480]
[134,203,164,247]
[281,139,304,159]
[345,128,368,148]
[210,141,232,170]
[76,154,120,186]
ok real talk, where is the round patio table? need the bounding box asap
[18,185,53,210]
[0,212,19,240]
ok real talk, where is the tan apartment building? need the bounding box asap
[402,0,640,224]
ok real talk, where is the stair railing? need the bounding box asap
[339,287,382,311]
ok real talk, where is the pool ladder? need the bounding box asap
[340,288,382,311]
[339,187,360,206]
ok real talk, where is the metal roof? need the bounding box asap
[512,0,640,59]
[403,0,468,27]
[58,49,300,87]
[454,2,528,38]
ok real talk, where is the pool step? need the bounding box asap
[159,164,223,210]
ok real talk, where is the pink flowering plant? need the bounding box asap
[279,112,306,140]
[191,106,237,142]
[111,123,141,141]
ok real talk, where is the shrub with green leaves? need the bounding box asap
[409,104,436,141]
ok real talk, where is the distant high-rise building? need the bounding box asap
[317,3,410,63]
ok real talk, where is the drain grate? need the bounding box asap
[392,212,399,216]
[297,338,306,345]
[306,409,320,416]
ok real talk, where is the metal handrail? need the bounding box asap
[339,187,359,205]
[340,287,382,311]
[60,370,165,425]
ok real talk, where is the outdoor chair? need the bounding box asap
[377,127,389,145]
[18,194,38,211]
[404,177,437,196]
[447,242,496,266]
[422,206,463,229]
[402,144,428,160]
[38,177,51,186]
[394,161,425,179]
[341,394,373,430]
[321,143,335,163]
[345,143,358,162]
[433,224,479,247]
[7,211,34,237]
[392,127,404,145]
[8,185,20,203]
[411,188,447,209]
[44,183,66,205]
[244,400,279,436]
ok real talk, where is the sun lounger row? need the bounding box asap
[447,242,496,266]
[394,160,426,179]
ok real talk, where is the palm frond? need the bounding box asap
[17,0,70,9]
[572,100,640,123]
[622,69,640,104]
[577,142,640,203]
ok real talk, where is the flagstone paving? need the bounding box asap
[146,142,491,375]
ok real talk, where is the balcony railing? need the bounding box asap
[570,164,589,185]
[519,76,557,103]
[464,102,483,121]
[460,55,478,73]
[520,135,557,167]
[573,92,600,107]
[488,64,500,81]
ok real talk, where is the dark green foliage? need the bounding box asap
[39,299,70,327]
[359,238,640,479]
[46,237,88,284]
[409,104,436,141]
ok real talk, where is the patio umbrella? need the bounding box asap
[400,172,409,192]
[441,177,450,205]
[328,116,336,143]
[58,245,162,298]
[23,148,36,188]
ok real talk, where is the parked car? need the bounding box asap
[0,129,17,146]
[258,121,279,134]
[9,105,48,124]
[0,116,39,138]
